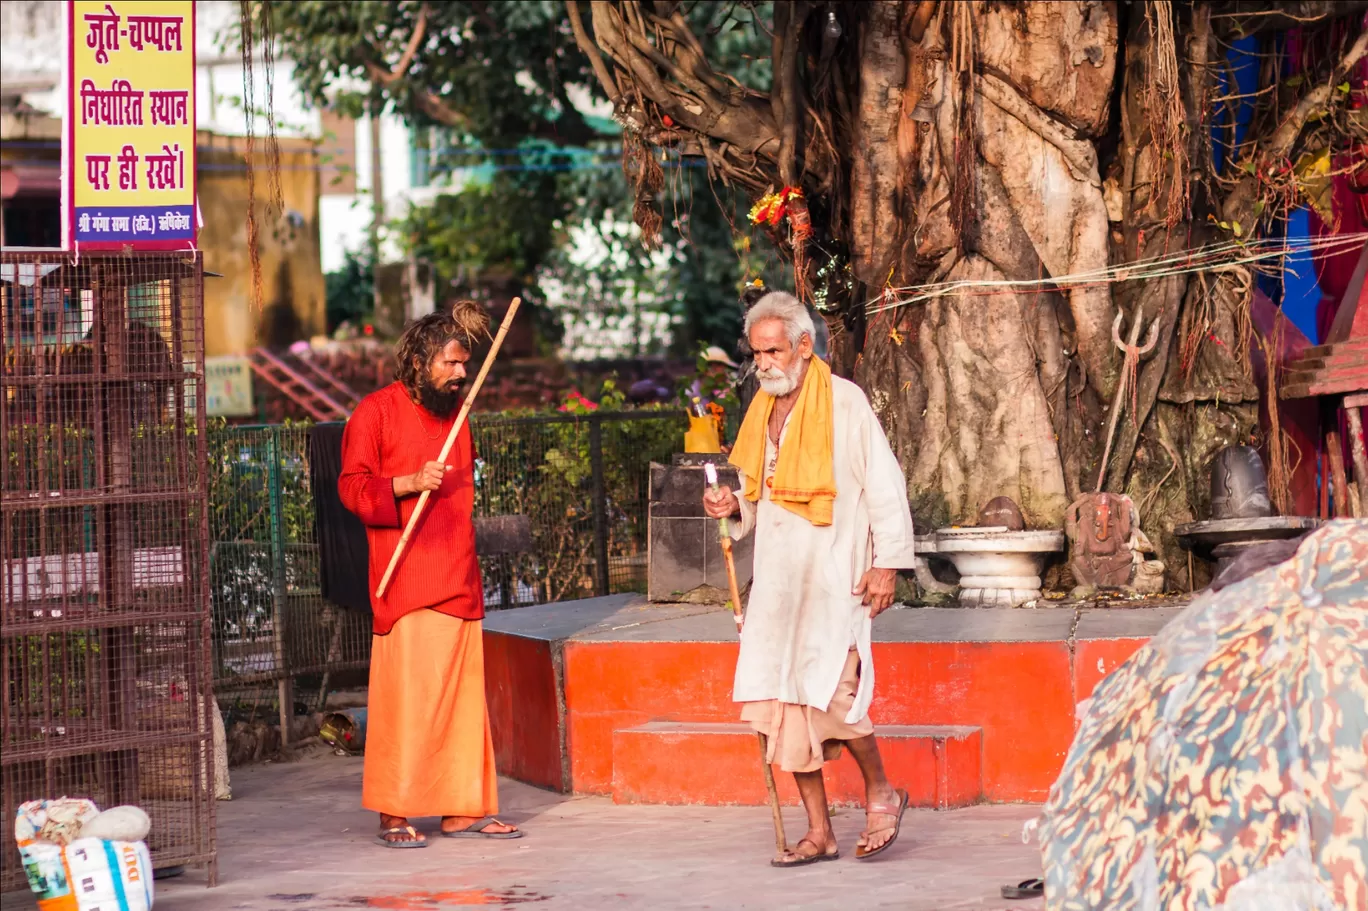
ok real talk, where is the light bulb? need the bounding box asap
[824,11,842,40]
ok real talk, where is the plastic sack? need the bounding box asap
[683,415,721,453]
[16,800,154,911]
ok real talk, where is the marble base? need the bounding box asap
[934,528,1066,608]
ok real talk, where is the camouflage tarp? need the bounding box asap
[1039,521,1368,910]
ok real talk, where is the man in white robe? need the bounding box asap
[704,292,917,867]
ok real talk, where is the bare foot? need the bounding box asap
[855,786,903,856]
[441,815,519,836]
[378,813,426,845]
[771,828,839,866]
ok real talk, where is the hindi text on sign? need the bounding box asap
[149,90,190,126]
[83,4,187,63]
[80,79,145,126]
[83,3,120,64]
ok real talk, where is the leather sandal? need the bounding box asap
[770,837,840,868]
[855,788,909,860]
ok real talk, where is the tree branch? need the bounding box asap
[772,1,809,185]
[585,0,779,156]
[366,2,430,88]
[566,0,623,107]
[977,74,1101,187]
[1223,26,1368,222]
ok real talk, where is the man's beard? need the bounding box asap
[416,379,464,417]
[756,358,804,397]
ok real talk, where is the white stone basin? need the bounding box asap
[933,528,1066,607]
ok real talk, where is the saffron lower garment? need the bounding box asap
[361,609,498,818]
[740,649,873,773]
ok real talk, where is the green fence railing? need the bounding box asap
[208,410,684,693]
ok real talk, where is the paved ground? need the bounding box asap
[4,753,1048,910]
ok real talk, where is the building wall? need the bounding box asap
[197,132,324,356]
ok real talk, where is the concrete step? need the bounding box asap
[611,721,983,808]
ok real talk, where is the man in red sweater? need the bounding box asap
[339,304,521,848]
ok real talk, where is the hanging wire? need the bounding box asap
[863,232,1368,315]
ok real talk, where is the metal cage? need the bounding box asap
[1,250,216,889]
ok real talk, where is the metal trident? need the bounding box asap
[1096,303,1161,491]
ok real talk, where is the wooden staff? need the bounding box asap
[375,298,522,599]
[704,463,788,857]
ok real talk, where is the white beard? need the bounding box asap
[756,359,803,397]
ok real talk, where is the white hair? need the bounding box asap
[744,291,816,350]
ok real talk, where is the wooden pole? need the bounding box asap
[1327,430,1350,519]
[704,463,787,856]
[374,298,522,599]
[1345,405,1368,518]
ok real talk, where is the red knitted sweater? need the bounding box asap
[338,382,483,634]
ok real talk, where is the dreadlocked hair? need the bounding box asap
[394,300,492,393]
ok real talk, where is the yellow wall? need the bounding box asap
[196,131,324,357]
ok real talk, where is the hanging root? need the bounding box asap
[239,1,264,315]
[622,131,664,249]
[1258,318,1294,515]
[259,0,284,219]
[1144,0,1188,230]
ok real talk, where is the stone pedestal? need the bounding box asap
[1175,516,1321,575]
[934,528,1066,607]
[647,454,754,603]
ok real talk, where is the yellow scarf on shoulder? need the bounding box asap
[729,357,836,526]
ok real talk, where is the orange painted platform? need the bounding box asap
[482,595,1182,805]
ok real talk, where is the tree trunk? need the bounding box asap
[854,0,1119,529]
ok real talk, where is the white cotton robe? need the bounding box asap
[731,375,917,725]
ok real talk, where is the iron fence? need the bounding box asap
[1,251,216,890]
[207,410,684,698]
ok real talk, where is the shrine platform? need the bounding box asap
[482,595,1184,806]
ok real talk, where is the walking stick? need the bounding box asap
[704,463,788,856]
[375,298,522,599]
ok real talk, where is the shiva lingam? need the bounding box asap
[1064,491,1166,597]
[933,497,1065,607]
[1175,445,1319,576]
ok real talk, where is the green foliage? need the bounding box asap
[397,168,567,282]
[324,249,374,331]
[264,0,786,358]
[263,1,601,146]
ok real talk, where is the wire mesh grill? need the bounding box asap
[1,251,215,890]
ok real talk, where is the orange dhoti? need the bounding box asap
[362,609,498,818]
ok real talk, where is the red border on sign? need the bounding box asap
[65,1,198,252]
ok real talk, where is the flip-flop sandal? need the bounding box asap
[769,838,840,868]
[1001,878,1044,899]
[441,817,523,839]
[374,825,427,848]
[854,788,909,860]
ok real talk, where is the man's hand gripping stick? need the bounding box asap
[704,463,744,634]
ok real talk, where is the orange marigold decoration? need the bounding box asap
[748,186,813,301]
[748,186,804,227]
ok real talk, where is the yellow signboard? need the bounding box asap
[65,0,196,250]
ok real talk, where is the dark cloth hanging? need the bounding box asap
[309,422,372,614]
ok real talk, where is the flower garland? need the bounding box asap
[748,186,805,226]
[748,186,813,301]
